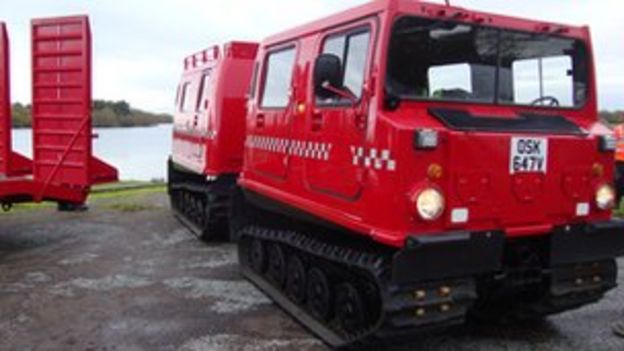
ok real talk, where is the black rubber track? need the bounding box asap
[169,186,230,241]
[238,226,476,349]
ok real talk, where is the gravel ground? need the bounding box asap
[0,190,623,351]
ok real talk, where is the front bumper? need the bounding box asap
[392,230,505,284]
[392,219,624,285]
[551,220,624,265]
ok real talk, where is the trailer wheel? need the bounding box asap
[1,202,12,212]
[286,255,307,303]
[307,267,333,321]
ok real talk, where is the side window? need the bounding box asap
[197,71,212,112]
[179,82,193,112]
[323,36,345,58]
[260,47,297,109]
[249,62,259,99]
[318,29,371,105]
[343,32,370,99]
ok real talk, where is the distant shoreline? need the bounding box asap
[11,122,172,130]
[11,100,173,129]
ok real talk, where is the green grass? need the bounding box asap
[614,201,624,218]
[107,203,158,213]
[0,181,166,214]
[90,184,166,200]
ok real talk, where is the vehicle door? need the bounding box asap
[304,21,376,200]
[248,44,298,179]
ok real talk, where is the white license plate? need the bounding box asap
[510,137,548,174]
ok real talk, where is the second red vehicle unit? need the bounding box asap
[169,0,624,347]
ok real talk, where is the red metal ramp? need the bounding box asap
[0,15,117,208]
[0,22,31,178]
[31,16,117,201]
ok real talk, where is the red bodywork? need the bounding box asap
[0,16,117,206]
[0,22,31,178]
[238,0,614,248]
[172,42,258,176]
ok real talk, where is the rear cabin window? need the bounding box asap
[179,82,194,112]
[260,47,297,108]
[175,85,181,107]
[197,71,212,112]
[318,29,371,105]
[249,62,259,99]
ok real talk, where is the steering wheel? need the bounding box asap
[531,96,560,107]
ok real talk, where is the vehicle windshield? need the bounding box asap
[386,17,589,108]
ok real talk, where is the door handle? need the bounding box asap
[353,111,367,131]
[256,113,265,128]
[311,112,323,132]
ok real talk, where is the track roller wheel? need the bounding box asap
[286,255,307,303]
[248,238,267,274]
[268,243,287,287]
[336,283,367,334]
[307,267,332,321]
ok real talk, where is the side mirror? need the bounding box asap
[314,53,343,100]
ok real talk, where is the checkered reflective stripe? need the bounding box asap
[246,135,332,161]
[246,135,289,154]
[351,146,397,172]
[290,140,332,161]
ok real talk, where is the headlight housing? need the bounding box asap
[599,135,617,152]
[416,188,445,221]
[595,184,616,210]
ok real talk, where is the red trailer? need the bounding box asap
[0,16,117,210]
[169,0,624,347]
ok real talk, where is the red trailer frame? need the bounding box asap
[0,16,117,209]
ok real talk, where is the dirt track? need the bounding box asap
[1,190,624,351]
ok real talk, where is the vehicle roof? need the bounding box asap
[183,41,258,73]
[262,0,589,48]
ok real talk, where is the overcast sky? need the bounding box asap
[2,0,622,113]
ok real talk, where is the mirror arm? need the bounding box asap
[321,82,357,106]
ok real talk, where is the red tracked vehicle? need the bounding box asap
[0,16,117,210]
[169,0,624,347]
[169,42,258,240]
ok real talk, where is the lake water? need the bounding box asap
[12,124,173,181]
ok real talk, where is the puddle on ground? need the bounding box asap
[58,253,99,266]
[49,274,153,297]
[163,277,270,314]
[178,334,322,351]
[0,272,52,293]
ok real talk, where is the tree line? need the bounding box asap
[9,102,624,128]
[11,100,172,128]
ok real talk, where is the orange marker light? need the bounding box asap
[592,163,604,178]
[296,102,306,115]
[428,164,443,180]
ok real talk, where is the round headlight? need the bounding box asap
[596,184,616,210]
[416,188,445,221]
